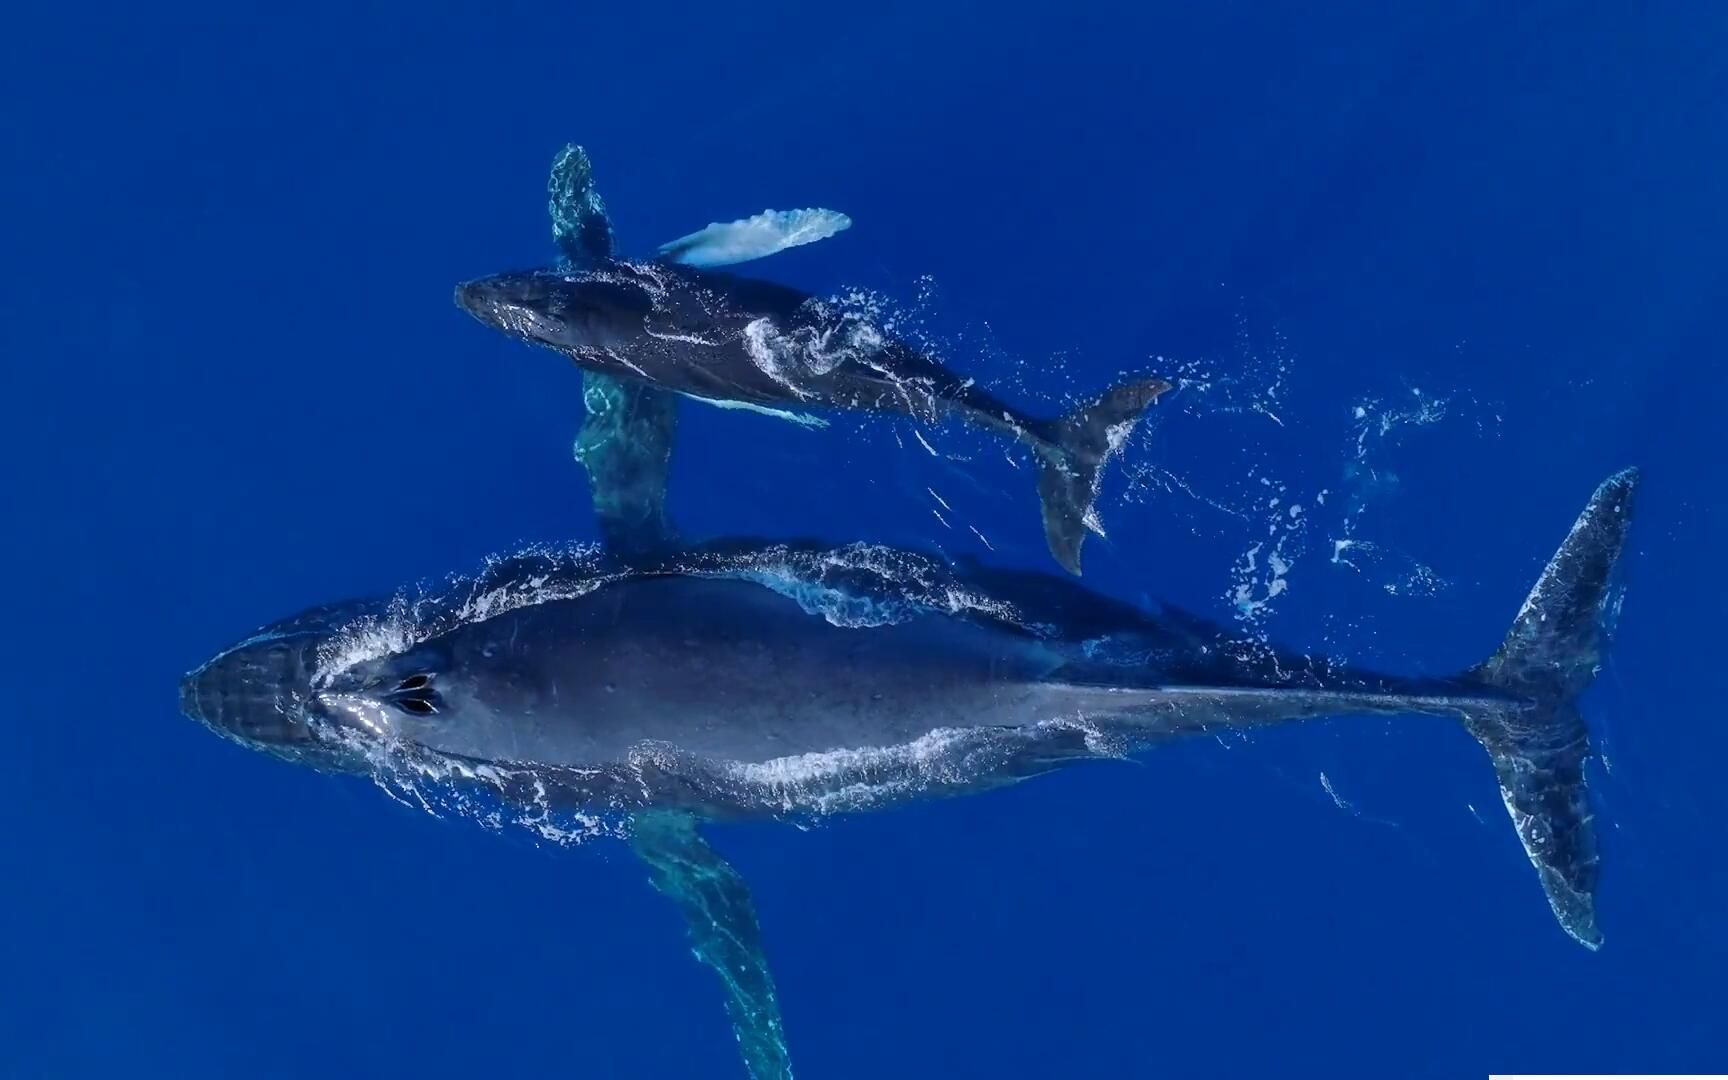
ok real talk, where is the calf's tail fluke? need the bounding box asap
[1459,467,1640,950]
[1036,376,1172,575]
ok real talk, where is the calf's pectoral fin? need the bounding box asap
[657,208,852,268]
[630,811,795,1080]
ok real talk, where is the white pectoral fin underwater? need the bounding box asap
[657,207,853,268]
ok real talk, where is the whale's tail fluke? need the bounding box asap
[1457,467,1640,950]
[1036,377,1172,575]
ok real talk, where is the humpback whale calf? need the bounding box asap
[454,165,1170,575]
[182,468,1638,962]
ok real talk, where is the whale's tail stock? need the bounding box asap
[1453,467,1640,949]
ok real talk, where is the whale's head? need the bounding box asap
[180,631,332,763]
[184,594,554,774]
[179,600,388,770]
[455,266,658,355]
[302,640,468,749]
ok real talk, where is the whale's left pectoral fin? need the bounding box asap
[547,143,682,556]
[657,208,851,268]
[630,811,794,1080]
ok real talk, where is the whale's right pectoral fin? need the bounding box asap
[630,811,795,1080]
[657,208,852,268]
[547,143,681,556]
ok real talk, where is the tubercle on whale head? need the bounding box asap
[179,621,464,770]
[454,267,656,354]
[178,632,340,766]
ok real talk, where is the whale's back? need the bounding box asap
[393,576,1070,771]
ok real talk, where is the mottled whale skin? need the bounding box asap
[182,468,1638,950]
[454,260,1168,575]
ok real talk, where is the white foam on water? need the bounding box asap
[317,721,622,847]
[1226,467,1307,632]
[740,307,889,394]
[703,541,1021,629]
[1119,317,1490,647]
[726,727,983,815]
[314,543,618,687]
[1324,390,1476,601]
[722,717,1112,817]
[741,318,814,395]
[1319,771,1353,813]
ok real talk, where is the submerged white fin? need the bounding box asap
[657,208,852,268]
[678,392,830,429]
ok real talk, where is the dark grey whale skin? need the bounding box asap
[181,467,1638,949]
[180,544,1470,809]
[319,574,1485,775]
[454,261,1169,576]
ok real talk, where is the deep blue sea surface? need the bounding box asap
[4,4,1725,1076]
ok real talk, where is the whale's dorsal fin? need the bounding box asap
[548,144,616,264]
[657,208,852,268]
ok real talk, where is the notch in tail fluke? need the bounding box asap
[1463,467,1640,949]
[1037,377,1172,575]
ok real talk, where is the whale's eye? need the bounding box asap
[396,674,431,691]
[395,696,437,717]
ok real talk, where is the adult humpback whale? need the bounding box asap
[454,163,1170,576]
[183,468,1637,959]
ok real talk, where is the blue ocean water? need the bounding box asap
[3,3,1724,1076]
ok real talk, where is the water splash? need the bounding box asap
[314,544,618,687]
[1108,318,1498,637]
[1327,386,1482,598]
